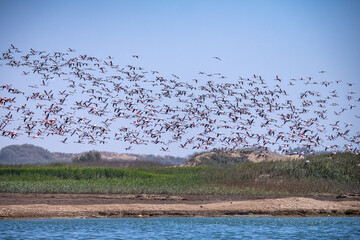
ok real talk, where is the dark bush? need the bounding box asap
[73,151,102,163]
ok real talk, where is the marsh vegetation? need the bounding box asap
[0,152,358,196]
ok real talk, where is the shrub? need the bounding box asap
[73,151,101,163]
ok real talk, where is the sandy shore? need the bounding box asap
[0,193,359,219]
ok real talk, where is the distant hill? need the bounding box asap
[183,149,303,167]
[96,152,186,165]
[0,144,57,165]
[0,144,186,165]
[0,145,304,167]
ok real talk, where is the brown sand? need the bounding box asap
[0,193,359,219]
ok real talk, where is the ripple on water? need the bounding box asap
[0,217,359,240]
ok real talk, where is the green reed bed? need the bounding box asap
[0,152,359,196]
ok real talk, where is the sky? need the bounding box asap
[0,0,359,157]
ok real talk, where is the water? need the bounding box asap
[1,217,359,239]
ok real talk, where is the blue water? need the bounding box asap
[0,217,359,239]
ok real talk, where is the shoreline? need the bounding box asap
[1,193,359,219]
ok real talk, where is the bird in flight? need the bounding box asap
[0,45,358,155]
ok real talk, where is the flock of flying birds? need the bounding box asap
[0,45,359,155]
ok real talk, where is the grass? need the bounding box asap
[0,152,359,196]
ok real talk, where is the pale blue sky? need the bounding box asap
[1,0,359,156]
